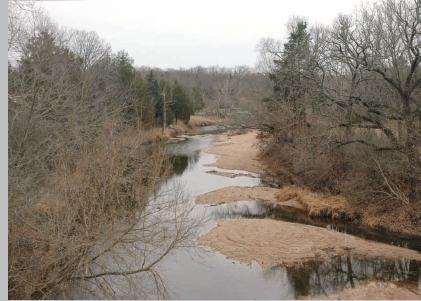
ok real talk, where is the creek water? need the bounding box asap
[67,128,420,299]
[155,131,421,299]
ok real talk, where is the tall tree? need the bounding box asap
[69,29,111,71]
[8,8,205,300]
[146,70,162,121]
[270,17,313,131]
[171,81,194,123]
[114,49,135,87]
[313,0,421,208]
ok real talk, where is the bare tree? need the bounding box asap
[70,29,112,71]
[8,1,73,67]
[256,0,420,223]
[8,0,38,62]
[255,37,284,74]
[312,0,420,208]
[8,6,207,299]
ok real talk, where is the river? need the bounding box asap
[67,128,421,299]
[158,130,420,299]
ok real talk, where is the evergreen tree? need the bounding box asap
[114,50,134,87]
[17,30,83,117]
[171,81,194,123]
[271,20,312,102]
[146,70,163,123]
[269,19,313,131]
[191,86,205,111]
[125,71,154,126]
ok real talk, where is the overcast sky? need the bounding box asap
[40,0,373,69]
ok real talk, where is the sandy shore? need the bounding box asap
[195,129,421,299]
[325,281,421,300]
[203,130,266,175]
[198,219,421,265]
[196,186,305,209]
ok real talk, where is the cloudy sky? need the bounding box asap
[40,0,373,69]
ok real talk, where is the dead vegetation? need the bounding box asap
[187,115,225,127]
[260,129,421,237]
[275,185,355,219]
[7,3,205,298]
[8,122,206,299]
[256,0,421,237]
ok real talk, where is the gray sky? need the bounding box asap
[40,0,372,69]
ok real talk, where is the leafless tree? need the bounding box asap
[311,0,420,212]
[69,29,112,71]
[8,6,207,299]
[256,0,420,222]
[255,37,283,74]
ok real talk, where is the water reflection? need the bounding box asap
[277,254,421,299]
[167,135,213,158]
[163,135,421,299]
[160,234,421,299]
[209,201,421,251]
[211,201,277,220]
[64,133,421,300]
[164,137,261,200]
[169,155,190,175]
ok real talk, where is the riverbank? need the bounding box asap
[191,125,421,238]
[198,218,421,265]
[192,126,421,300]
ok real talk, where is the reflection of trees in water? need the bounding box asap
[168,152,201,176]
[212,201,274,220]
[64,181,207,299]
[169,155,189,175]
[167,136,211,158]
[281,252,420,299]
[285,263,313,298]
[168,154,200,175]
[187,154,201,170]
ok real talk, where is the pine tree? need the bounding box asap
[270,19,313,131]
[171,81,194,124]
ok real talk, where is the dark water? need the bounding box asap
[157,135,421,299]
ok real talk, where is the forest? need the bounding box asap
[8,0,420,299]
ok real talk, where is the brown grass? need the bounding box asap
[257,122,421,237]
[170,119,190,133]
[275,185,355,219]
[188,115,226,127]
[355,198,421,237]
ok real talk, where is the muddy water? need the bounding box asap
[157,134,421,299]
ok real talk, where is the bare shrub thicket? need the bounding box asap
[257,0,420,225]
[8,3,205,299]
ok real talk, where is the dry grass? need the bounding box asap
[355,198,421,237]
[257,120,420,236]
[275,185,355,219]
[227,128,249,136]
[188,115,226,127]
[170,119,190,133]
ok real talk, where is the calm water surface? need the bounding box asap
[67,131,420,299]
[157,134,421,299]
